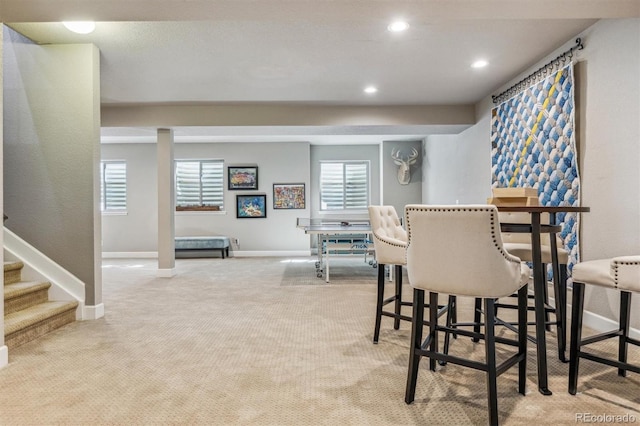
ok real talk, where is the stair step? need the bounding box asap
[4,300,79,349]
[4,261,25,285]
[4,281,52,315]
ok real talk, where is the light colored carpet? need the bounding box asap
[281,257,378,286]
[0,256,639,425]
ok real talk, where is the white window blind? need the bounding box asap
[175,160,224,210]
[100,161,127,212]
[320,161,369,210]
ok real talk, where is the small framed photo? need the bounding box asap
[228,166,258,190]
[236,194,267,218]
[273,183,305,209]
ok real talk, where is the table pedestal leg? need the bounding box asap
[531,212,552,395]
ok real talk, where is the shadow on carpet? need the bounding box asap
[281,257,379,286]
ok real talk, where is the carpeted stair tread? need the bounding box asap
[4,281,52,315]
[4,261,25,285]
[4,280,51,300]
[4,261,24,272]
[4,300,79,336]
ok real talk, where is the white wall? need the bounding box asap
[423,118,491,204]
[3,26,102,305]
[575,18,640,326]
[0,22,6,366]
[423,18,640,327]
[102,141,312,254]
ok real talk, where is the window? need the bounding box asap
[320,161,369,211]
[175,160,224,211]
[100,161,127,212]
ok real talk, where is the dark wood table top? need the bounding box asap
[500,223,562,233]
[496,205,590,213]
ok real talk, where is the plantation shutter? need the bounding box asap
[320,161,369,210]
[175,160,224,208]
[201,161,224,206]
[101,161,127,211]
[344,163,368,209]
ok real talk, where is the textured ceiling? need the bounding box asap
[5,0,639,143]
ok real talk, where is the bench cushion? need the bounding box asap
[175,236,230,250]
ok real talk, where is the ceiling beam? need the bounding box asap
[1,0,638,23]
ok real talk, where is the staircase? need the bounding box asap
[4,260,78,349]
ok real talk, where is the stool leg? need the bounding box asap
[441,295,456,366]
[394,265,403,330]
[552,264,568,362]
[484,297,499,426]
[405,288,425,404]
[618,291,632,377]
[517,285,528,395]
[568,282,586,395]
[472,298,482,342]
[429,292,439,372]
[373,263,386,344]
[543,263,551,331]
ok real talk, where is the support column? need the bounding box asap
[157,128,175,277]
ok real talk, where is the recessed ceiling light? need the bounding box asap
[364,86,378,94]
[387,21,409,32]
[63,21,96,34]
[471,60,489,69]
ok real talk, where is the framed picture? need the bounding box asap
[228,166,258,190]
[273,183,305,209]
[236,194,267,218]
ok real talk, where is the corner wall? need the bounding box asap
[3,27,101,305]
[423,18,640,327]
[0,23,7,368]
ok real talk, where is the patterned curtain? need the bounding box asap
[491,63,580,276]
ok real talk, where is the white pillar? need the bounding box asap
[157,128,176,277]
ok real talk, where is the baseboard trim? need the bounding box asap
[103,251,312,258]
[0,345,8,370]
[157,268,176,278]
[103,252,158,258]
[550,287,640,340]
[581,307,640,340]
[83,303,105,320]
[232,250,311,257]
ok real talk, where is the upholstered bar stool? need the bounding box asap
[495,211,570,361]
[404,205,530,426]
[368,205,410,343]
[568,256,640,395]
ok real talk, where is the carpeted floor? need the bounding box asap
[0,256,638,425]
[281,256,378,286]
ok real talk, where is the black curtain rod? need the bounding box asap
[492,38,584,104]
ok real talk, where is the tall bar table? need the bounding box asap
[497,205,590,396]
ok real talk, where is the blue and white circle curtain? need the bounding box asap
[491,63,581,277]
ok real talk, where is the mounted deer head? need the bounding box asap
[391,147,419,185]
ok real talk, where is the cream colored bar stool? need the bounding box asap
[568,256,640,395]
[368,205,411,343]
[490,211,570,361]
[404,205,530,426]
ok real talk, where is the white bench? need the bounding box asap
[175,236,230,259]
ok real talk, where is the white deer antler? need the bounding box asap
[407,147,419,165]
[391,148,403,165]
